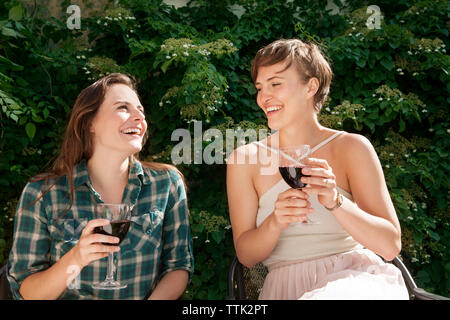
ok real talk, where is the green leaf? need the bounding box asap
[25,122,36,139]
[374,50,384,60]
[0,55,23,70]
[398,118,405,132]
[380,59,394,71]
[43,108,50,119]
[211,232,222,244]
[31,115,44,123]
[9,5,23,21]
[413,232,423,244]
[356,59,366,68]
[428,231,440,241]
[10,114,18,122]
[417,270,430,284]
[1,27,18,38]
[160,59,172,73]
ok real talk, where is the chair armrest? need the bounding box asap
[226,257,238,300]
[413,288,449,300]
[0,264,13,300]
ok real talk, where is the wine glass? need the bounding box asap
[91,203,132,290]
[278,145,319,225]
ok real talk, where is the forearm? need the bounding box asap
[235,214,282,268]
[332,198,401,261]
[19,248,82,300]
[148,269,189,300]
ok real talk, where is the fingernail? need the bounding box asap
[302,168,309,174]
[309,208,314,213]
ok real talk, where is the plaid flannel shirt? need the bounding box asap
[7,158,194,299]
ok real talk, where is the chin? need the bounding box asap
[126,143,143,155]
[267,120,280,131]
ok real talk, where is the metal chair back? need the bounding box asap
[227,255,448,300]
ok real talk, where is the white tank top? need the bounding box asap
[254,131,363,267]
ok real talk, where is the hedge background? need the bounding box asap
[0,0,448,299]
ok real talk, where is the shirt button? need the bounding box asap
[146,229,152,235]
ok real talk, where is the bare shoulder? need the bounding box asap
[337,132,372,147]
[226,142,259,167]
[335,132,376,156]
[334,132,382,178]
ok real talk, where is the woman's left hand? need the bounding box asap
[300,157,338,209]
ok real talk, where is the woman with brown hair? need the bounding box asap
[7,73,193,299]
[227,39,409,299]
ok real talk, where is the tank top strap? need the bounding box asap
[254,141,277,153]
[253,141,301,164]
[311,131,344,153]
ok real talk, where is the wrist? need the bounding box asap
[267,213,283,233]
[325,192,343,211]
[67,245,85,270]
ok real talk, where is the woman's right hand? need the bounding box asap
[271,188,313,230]
[71,219,120,269]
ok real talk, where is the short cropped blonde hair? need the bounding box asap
[251,39,333,112]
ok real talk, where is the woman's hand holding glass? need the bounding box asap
[301,158,339,209]
[271,188,313,230]
[71,219,120,269]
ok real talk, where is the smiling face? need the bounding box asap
[255,61,318,130]
[90,83,147,158]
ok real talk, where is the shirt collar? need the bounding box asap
[72,157,150,187]
[73,159,90,187]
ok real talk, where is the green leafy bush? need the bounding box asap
[0,0,448,298]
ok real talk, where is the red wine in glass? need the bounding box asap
[94,220,130,246]
[278,145,318,225]
[278,167,310,189]
[91,203,132,290]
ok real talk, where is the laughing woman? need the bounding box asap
[7,73,193,299]
[226,39,409,299]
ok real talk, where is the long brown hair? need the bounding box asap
[30,73,184,213]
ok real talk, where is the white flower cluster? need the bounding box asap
[96,14,136,27]
[409,43,446,56]
[207,105,219,113]
[198,49,211,56]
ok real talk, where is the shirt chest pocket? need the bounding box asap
[48,219,88,260]
[122,208,164,252]
[49,219,88,243]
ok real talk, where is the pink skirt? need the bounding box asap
[259,249,410,300]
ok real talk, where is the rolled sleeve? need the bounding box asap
[7,181,51,299]
[159,170,194,280]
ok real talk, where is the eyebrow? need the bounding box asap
[114,100,144,109]
[255,75,285,85]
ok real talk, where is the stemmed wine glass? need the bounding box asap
[278,145,319,225]
[91,203,132,290]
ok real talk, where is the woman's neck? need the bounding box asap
[86,151,130,203]
[277,113,328,148]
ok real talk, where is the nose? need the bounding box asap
[258,87,272,106]
[132,108,145,122]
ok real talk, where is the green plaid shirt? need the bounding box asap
[7,158,194,299]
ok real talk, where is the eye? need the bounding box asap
[272,83,281,87]
[118,105,128,110]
